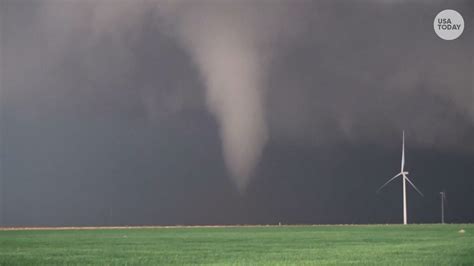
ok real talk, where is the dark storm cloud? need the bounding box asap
[0,0,473,226]
[2,0,306,190]
[266,0,474,150]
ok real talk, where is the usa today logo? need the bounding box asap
[434,9,464,40]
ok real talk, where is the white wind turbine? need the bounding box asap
[377,131,423,225]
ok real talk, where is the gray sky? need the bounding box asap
[1,0,473,226]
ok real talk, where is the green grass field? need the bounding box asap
[0,224,473,265]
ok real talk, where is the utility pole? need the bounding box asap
[440,192,445,224]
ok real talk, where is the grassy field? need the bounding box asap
[0,224,473,265]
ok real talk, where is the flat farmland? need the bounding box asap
[0,224,473,265]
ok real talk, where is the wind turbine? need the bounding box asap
[377,131,423,225]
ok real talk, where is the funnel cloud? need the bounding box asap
[154,1,303,190]
[158,3,271,190]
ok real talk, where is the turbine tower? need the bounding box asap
[377,131,423,225]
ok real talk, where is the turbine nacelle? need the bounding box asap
[403,171,409,175]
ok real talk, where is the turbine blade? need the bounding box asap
[404,175,424,197]
[377,172,402,193]
[401,131,405,171]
